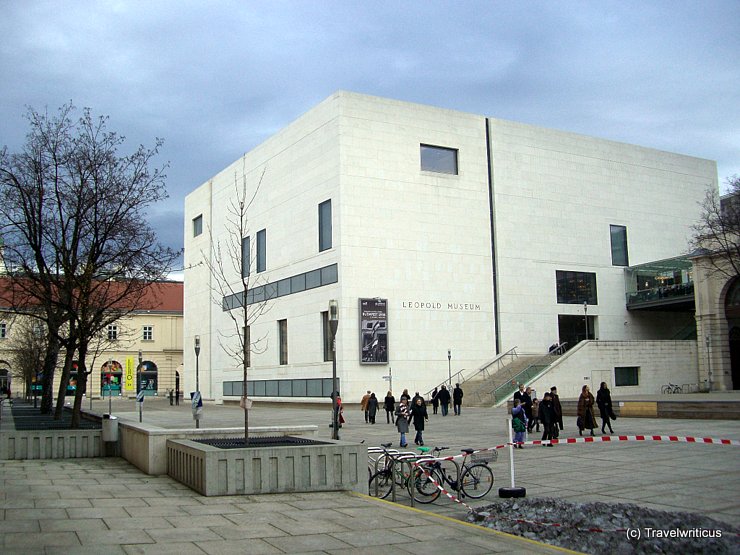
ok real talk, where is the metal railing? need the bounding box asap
[424,347,519,399]
[478,349,562,406]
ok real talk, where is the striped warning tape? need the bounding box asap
[525,434,740,447]
[403,435,739,516]
[411,462,477,512]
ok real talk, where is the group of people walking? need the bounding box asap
[512,382,616,447]
[356,384,464,447]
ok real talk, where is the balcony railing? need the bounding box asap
[626,282,694,306]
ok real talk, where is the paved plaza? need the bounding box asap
[1,396,739,553]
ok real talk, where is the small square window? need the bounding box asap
[615,367,639,386]
[421,144,458,174]
[193,215,203,237]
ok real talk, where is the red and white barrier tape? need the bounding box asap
[402,435,738,515]
[525,434,740,447]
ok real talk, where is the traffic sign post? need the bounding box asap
[136,390,145,422]
[191,391,203,426]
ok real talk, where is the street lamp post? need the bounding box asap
[448,349,452,388]
[194,335,201,429]
[329,300,339,440]
[583,301,588,342]
[137,350,143,423]
[705,335,712,391]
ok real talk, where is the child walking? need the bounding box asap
[512,398,528,448]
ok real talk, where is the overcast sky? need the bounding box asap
[1,1,738,259]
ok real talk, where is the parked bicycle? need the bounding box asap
[368,443,432,499]
[661,382,683,394]
[409,446,495,504]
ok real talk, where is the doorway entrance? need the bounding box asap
[558,314,595,350]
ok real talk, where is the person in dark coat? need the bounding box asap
[410,397,429,445]
[437,385,451,416]
[367,392,379,424]
[431,387,439,415]
[452,383,464,415]
[513,383,525,402]
[530,398,540,432]
[577,384,597,436]
[395,398,411,447]
[596,382,615,434]
[538,392,556,446]
[550,386,563,436]
[400,389,411,403]
[383,390,395,424]
[521,387,533,432]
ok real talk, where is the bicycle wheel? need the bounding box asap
[460,463,494,499]
[368,469,394,499]
[409,467,441,504]
[673,385,683,394]
[661,385,671,394]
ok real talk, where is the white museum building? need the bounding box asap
[183,91,720,405]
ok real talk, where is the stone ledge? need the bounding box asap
[167,437,367,496]
[117,420,320,475]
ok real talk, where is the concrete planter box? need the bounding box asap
[118,421,320,475]
[0,429,102,460]
[167,438,368,496]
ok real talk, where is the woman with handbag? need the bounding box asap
[395,398,411,448]
[577,384,597,436]
[596,381,615,434]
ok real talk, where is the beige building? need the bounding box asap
[0,281,183,399]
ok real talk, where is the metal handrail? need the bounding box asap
[479,347,565,406]
[424,347,519,399]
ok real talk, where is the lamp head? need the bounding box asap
[194,335,201,356]
[329,299,338,321]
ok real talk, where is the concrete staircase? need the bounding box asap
[464,354,556,408]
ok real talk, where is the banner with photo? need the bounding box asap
[359,298,388,364]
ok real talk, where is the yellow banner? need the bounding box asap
[124,358,135,393]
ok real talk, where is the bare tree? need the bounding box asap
[201,167,269,444]
[5,316,46,398]
[691,175,740,279]
[0,103,178,425]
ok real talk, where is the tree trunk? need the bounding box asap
[54,344,76,419]
[70,341,88,429]
[40,334,60,414]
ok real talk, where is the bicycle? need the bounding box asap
[661,382,682,394]
[409,446,495,504]
[368,443,431,499]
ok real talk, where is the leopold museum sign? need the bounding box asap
[400,300,482,311]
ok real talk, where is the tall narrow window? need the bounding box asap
[322,311,332,362]
[107,324,118,341]
[278,319,288,365]
[241,236,250,278]
[610,225,629,266]
[421,144,458,174]
[143,325,153,341]
[256,229,266,272]
[243,326,251,368]
[319,200,332,252]
[0,322,6,339]
[193,215,203,237]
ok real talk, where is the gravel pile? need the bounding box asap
[467,498,739,554]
